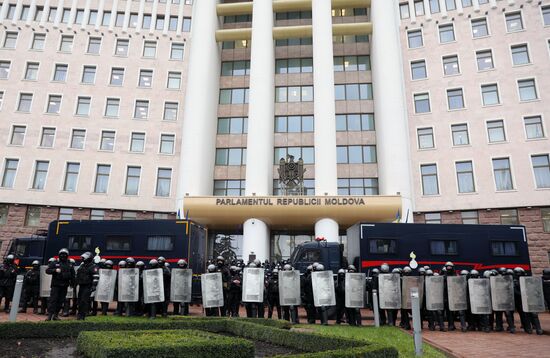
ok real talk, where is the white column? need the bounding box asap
[81,0,91,30]
[0,1,9,23]
[122,0,132,33]
[177,0,221,204]
[371,0,414,222]
[312,0,339,241]
[150,0,159,35]
[242,0,275,263]
[39,0,50,27]
[456,0,464,15]
[489,0,498,8]
[95,0,105,31]
[423,0,432,21]
[439,0,448,18]
[163,2,171,36]
[12,0,23,25]
[473,0,480,12]
[26,0,37,27]
[408,0,416,23]
[176,0,185,37]
[136,0,146,34]
[109,0,118,32]
[66,0,77,29]
[53,0,64,28]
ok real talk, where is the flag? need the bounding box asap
[177,209,181,219]
[393,209,401,223]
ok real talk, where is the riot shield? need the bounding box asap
[279,270,301,306]
[425,276,444,311]
[142,268,164,304]
[39,266,51,298]
[242,268,265,303]
[490,275,514,312]
[118,268,140,303]
[402,276,424,310]
[201,272,224,308]
[345,272,366,308]
[520,276,545,313]
[468,279,492,314]
[447,276,468,312]
[170,268,193,303]
[312,270,336,307]
[95,269,117,303]
[378,273,401,309]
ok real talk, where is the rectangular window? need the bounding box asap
[153,213,169,220]
[110,68,124,86]
[59,35,74,52]
[24,62,39,80]
[273,179,315,196]
[61,8,71,23]
[160,134,175,154]
[147,236,175,251]
[47,95,62,114]
[105,98,120,117]
[333,56,370,72]
[101,11,111,26]
[163,102,178,121]
[167,71,181,89]
[425,212,441,224]
[430,0,440,13]
[87,37,101,54]
[407,30,423,48]
[142,15,151,29]
[431,240,458,255]
[337,178,379,195]
[542,208,550,232]
[0,204,7,225]
[53,64,68,82]
[17,93,33,112]
[182,18,192,32]
[505,12,523,32]
[462,0,473,7]
[63,163,80,192]
[476,50,494,71]
[456,161,475,193]
[106,236,131,251]
[1,159,18,188]
[143,41,157,58]
[218,117,248,134]
[415,0,425,16]
[75,9,85,24]
[443,55,460,75]
[532,155,550,189]
[115,12,125,27]
[447,88,464,110]
[32,34,46,50]
[518,79,537,101]
[156,16,165,30]
[216,148,247,165]
[524,116,545,139]
[10,126,26,146]
[439,24,455,43]
[34,7,44,21]
[487,120,506,143]
[336,146,377,164]
[414,93,430,113]
[461,211,479,224]
[3,32,18,49]
[156,168,172,197]
[417,127,434,149]
[169,16,178,31]
[40,127,56,148]
[421,164,439,195]
[81,66,96,84]
[134,100,149,119]
[32,161,49,190]
[139,70,153,87]
[20,6,30,21]
[171,43,185,60]
[100,131,115,151]
[130,132,145,152]
[493,158,513,191]
[491,241,518,256]
[275,116,314,133]
[274,147,314,165]
[125,166,141,195]
[219,88,250,104]
[25,207,41,227]
[411,60,427,80]
[68,236,92,250]
[471,18,488,38]
[481,84,500,106]
[451,124,469,145]
[70,129,86,149]
[369,239,396,254]
[334,84,372,100]
[76,97,91,116]
[0,61,10,79]
[222,60,251,76]
[122,211,136,220]
[335,114,374,132]
[88,10,98,25]
[94,164,111,193]
[542,6,550,26]
[214,180,246,196]
[48,8,57,23]
[90,210,104,220]
[445,0,456,11]
[511,44,530,65]
[400,3,410,19]
[115,39,129,56]
[129,13,139,28]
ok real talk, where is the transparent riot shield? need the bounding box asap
[402,276,424,310]
[312,270,336,307]
[39,266,51,298]
[95,269,117,303]
[242,268,265,303]
[201,272,224,308]
[447,276,468,312]
[345,272,366,308]
[279,270,301,306]
[378,273,401,310]
[490,275,514,312]
[66,266,78,299]
[170,268,193,303]
[468,279,492,315]
[142,268,164,304]
[520,276,545,313]
[425,276,444,311]
[118,268,140,303]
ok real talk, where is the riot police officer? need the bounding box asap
[281,264,299,324]
[21,260,41,313]
[345,265,362,326]
[158,257,171,317]
[45,248,74,321]
[113,260,127,316]
[135,260,145,316]
[399,266,412,330]
[0,254,18,312]
[205,264,221,317]
[124,257,137,316]
[266,268,281,319]
[75,252,97,320]
[145,259,161,319]
[173,259,190,316]
[543,268,550,312]
[227,265,242,317]
[99,260,114,315]
[303,265,316,324]
[442,261,459,331]
[314,264,331,325]
[514,267,543,335]
[335,268,346,324]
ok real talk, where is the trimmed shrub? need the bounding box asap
[77,329,254,358]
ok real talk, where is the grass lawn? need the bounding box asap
[298,325,446,358]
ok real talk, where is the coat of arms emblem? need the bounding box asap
[277,155,306,195]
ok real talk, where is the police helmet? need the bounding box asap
[272,268,279,275]
[157,256,166,263]
[230,266,238,274]
[177,259,188,268]
[312,262,319,270]
[542,268,550,278]
[32,260,40,267]
[136,261,145,268]
[126,257,136,265]
[469,269,480,278]
[403,266,412,274]
[338,268,346,275]
[317,264,325,271]
[513,267,525,276]
[81,252,92,261]
[498,267,507,275]
[460,270,469,276]
[348,265,357,273]
[5,254,15,263]
[58,248,69,257]
[306,265,313,273]
[392,268,401,274]
[248,263,257,268]
[100,258,107,265]
[48,257,56,263]
[505,269,514,276]
[104,260,114,268]
[165,262,170,268]
[118,260,127,268]
[283,264,292,271]
[445,261,454,268]
[380,263,390,273]
[418,267,426,275]
[371,268,380,275]
[423,265,431,270]
[69,258,76,264]
[207,264,216,273]
[426,269,434,276]
[253,259,261,267]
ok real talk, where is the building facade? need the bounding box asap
[0,0,549,272]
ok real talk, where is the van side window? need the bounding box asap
[147,236,175,251]
[491,241,518,256]
[369,239,396,254]
[106,236,131,251]
[68,235,92,250]
[430,240,458,255]
[299,249,321,262]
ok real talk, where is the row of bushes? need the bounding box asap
[77,329,254,358]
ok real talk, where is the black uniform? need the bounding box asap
[543,269,550,312]
[75,260,97,320]
[266,273,282,319]
[21,265,40,313]
[303,270,316,324]
[0,260,18,312]
[227,270,242,317]
[46,256,75,320]
[335,272,346,324]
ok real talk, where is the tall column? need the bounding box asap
[176,0,221,204]
[0,1,9,23]
[371,0,414,222]
[423,0,432,21]
[136,0,145,34]
[122,0,132,33]
[39,0,50,27]
[12,0,23,25]
[408,0,416,23]
[439,0,448,18]
[26,0,37,27]
[95,0,105,31]
[242,0,275,262]
[53,0,64,28]
[150,0,159,35]
[81,0,91,30]
[312,0,339,241]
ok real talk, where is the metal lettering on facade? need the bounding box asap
[215,197,366,206]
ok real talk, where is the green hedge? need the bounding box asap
[77,329,254,358]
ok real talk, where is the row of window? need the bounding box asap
[220,35,369,50]
[0,159,173,197]
[420,154,550,196]
[2,92,178,121]
[223,7,368,23]
[0,62,184,91]
[1,32,185,60]
[3,4,192,32]
[413,79,539,113]
[6,126,177,154]
[417,116,546,150]
[270,84,374,103]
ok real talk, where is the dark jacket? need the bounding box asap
[24,268,40,287]
[76,262,98,286]
[0,263,18,287]
[46,259,75,288]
